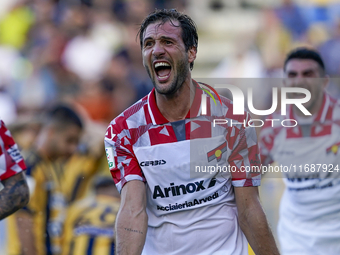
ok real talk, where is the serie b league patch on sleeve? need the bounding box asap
[105,147,115,170]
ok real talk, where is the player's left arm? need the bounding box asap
[235,186,279,255]
[0,172,29,220]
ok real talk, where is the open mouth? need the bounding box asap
[154,61,172,82]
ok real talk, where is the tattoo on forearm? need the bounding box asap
[0,174,29,220]
[124,228,144,234]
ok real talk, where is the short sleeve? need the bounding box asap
[227,115,261,187]
[0,120,26,181]
[104,122,145,193]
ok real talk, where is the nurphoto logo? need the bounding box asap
[199,83,312,128]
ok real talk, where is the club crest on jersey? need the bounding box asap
[326,142,340,155]
[207,142,227,162]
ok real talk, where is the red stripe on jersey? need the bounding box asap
[286,107,302,138]
[1,130,15,150]
[248,145,261,165]
[148,89,170,125]
[130,124,153,145]
[186,81,203,119]
[244,178,254,187]
[314,94,328,122]
[144,104,153,125]
[0,120,26,181]
[125,97,148,120]
[259,115,277,157]
[228,129,247,163]
[311,124,331,137]
[148,126,177,146]
[226,127,240,150]
[0,169,16,180]
[189,120,212,140]
[230,162,246,182]
[18,160,26,170]
[311,96,335,137]
[286,126,302,138]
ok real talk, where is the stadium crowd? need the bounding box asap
[1,0,340,254]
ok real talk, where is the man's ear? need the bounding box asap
[188,46,197,64]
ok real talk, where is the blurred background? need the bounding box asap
[1,0,340,254]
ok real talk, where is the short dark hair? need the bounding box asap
[46,104,83,130]
[284,47,325,75]
[138,9,198,70]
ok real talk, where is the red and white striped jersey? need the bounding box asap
[259,93,340,254]
[105,81,261,254]
[0,120,26,181]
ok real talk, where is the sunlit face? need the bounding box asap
[284,59,327,112]
[142,20,196,95]
[49,124,82,160]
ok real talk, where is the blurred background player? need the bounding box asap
[0,119,29,220]
[7,104,83,255]
[60,118,109,205]
[259,47,340,254]
[61,175,120,255]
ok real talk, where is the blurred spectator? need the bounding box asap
[61,176,120,255]
[61,3,122,81]
[154,0,187,10]
[210,35,265,78]
[319,18,340,76]
[318,18,340,97]
[74,53,137,123]
[257,8,292,77]
[0,1,34,49]
[61,31,113,81]
[124,0,152,24]
[7,115,42,151]
[118,22,154,101]
[0,86,17,124]
[7,104,83,255]
[306,23,329,48]
[275,0,309,41]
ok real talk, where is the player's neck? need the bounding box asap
[293,92,324,118]
[155,77,195,122]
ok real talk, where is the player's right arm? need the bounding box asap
[115,180,148,255]
[0,172,29,220]
[0,120,29,220]
[105,119,148,255]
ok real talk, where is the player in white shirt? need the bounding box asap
[104,9,279,255]
[260,47,340,255]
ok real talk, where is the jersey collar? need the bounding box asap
[147,80,203,125]
[289,93,330,123]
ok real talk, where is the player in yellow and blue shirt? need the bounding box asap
[62,176,120,255]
